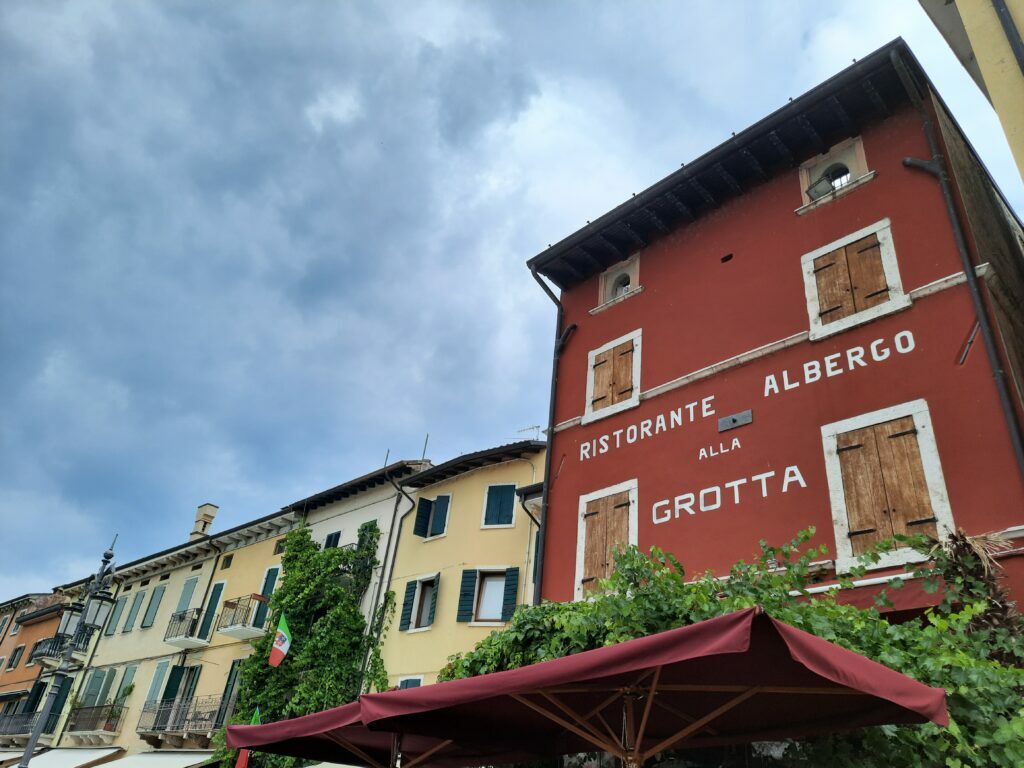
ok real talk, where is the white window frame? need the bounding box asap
[7,645,24,670]
[468,566,515,626]
[10,610,26,635]
[574,479,639,599]
[821,399,954,573]
[801,218,910,341]
[397,675,424,689]
[479,484,518,529]
[422,494,452,541]
[797,136,873,210]
[594,256,642,312]
[582,329,642,425]
[406,573,440,634]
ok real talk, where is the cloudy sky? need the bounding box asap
[2,1,1021,596]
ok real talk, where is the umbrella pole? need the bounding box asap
[391,732,402,768]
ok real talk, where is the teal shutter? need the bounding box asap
[105,598,126,636]
[485,486,516,525]
[43,678,73,734]
[176,577,199,613]
[80,670,106,707]
[199,582,224,639]
[180,666,201,701]
[413,499,432,537]
[501,567,520,621]
[146,661,169,703]
[253,568,278,628]
[141,586,165,628]
[122,591,146,632]
[429,496,449,537]
[97,668,117,705]
[456,570,477,622]
[398,679,421,689]
[398,581,417,631]
[116,665,137,700]
[22,681,45,713]
[162,666,185,701]
[427,575,440,626]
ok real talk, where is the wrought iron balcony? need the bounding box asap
[137,695,233,740]
[29,626,94,668]
[216,595,269,640]
[66,704,126,735]
[0,710,60,739]
[164,608,214,649]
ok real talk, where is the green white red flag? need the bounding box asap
[269,613,291,667]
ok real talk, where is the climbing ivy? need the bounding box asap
[440,529,1024,767]
[212,521,391,768]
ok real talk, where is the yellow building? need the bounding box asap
[921,0,1024,180]
[381,441,545,688]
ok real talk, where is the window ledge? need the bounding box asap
[835,548,928,575]
[422,533,448,542]
[808,293,911,342]
[405,625,432,634]
[580,396,641,426]
[589,286,644,315]
[468,621,505,627]
[480,523,516,530]
[795,171,877,215]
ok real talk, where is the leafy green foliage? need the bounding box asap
[439,528,1024,767]
[212,521,390,768]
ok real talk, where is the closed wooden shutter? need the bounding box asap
[398,581,417,631]
[105,598,126,636]
[141,585,165,628]
[611,340,635,405]
[876,417,937,539]
[145,661,169,704]
[836,415,936,555]
[253,567,278,629]
[813,247,855,324]
[80,670,106,708]
[427,575,440,626]
[198,582,224,640]
[429,496,449,537]
[122,591,146,633]
[456,570,477,622]
[501,568,519,621]
[591,348,613,409]
[846,233,889,311]
[581,491,631,590]
[413,498,432,537]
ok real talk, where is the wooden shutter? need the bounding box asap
[146,661,169,704]
[23,681,46,713]
[501,567,519,621]
[398,581,417,631]
[456,570,477,622]
[846,233,889,311]
[875,417,937,539]
[813,247,855,324]
[176,577,198,613]
[141,585,165,628]
[97,668,117,706]
[413,498,432,537]
[582,491,631,590]
[198,582,224,640]
[253,567,278,629]
[116,665,138,700]
[606,492,630,560]
[485,486,516,526]
[429,496,449,537]
[105,598,126,636]
[80,670,106,708]
[611,340,635,405]
[427,575,440,626]
[161,666,185,701]
[122,591,146,633]
[591,348,614,409]
[836,426,891,555]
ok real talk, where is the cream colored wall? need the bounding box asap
[959,0,1024,180]
[381,453,543,686]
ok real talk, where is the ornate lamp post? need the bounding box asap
[18,544,117,767]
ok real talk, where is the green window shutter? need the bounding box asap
[146,661,169,703]
[176,577,199,613]
[484,485,516,526]
[199,582,224,640]
[253,567,278,629]
[398,582,417,631]
[97,668,117,706]
[23,681,46,713]
[122,591,146,633]
[161,666,185,701]
[105,598,126,636]
[141,586,165,629]
[456,569,477,622]
[80,670,105,707]
[413,499,432,537]
[324,532,341,548]
[427,574,440,626]
[501,567,520,621]
[116,665,137,700]
[398,679,421,689]
[429,496,449,537]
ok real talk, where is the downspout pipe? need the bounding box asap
[892,50,1024,482]
[991,0,1024,79]
[531,267,577,604]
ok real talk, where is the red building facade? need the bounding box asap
[531,41,1024,611]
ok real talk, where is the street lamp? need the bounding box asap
[18,543,117,768]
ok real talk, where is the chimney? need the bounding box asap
[191,503,218,540]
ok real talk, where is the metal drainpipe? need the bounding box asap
[991,0,1024,78]
[181,541,223,674]
[892,49,1024,481]
[530,267,577,605]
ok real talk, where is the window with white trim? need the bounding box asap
[481,484,517,528]
[801,219,910,340]
[7,645,24,670]
[821,399,954,572]
[575,480,639,598]
[10,610,26,635]
[398,575,439,632]
[455,567,520,624]
[583,329,641,424]
[597,256,641,308]
[798,137,872,208]
[398,677,422,689]
[413,495,450,539]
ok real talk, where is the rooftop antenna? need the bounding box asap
[517,425,542,441]
[383,448,390,467]
[421,433,430,461]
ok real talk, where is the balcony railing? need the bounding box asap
[216,595,269,640]
[0,710,60,737]
[137,695,232,737]
[66,704,126,734]
[29,626,94,666]
[164,608,215,649]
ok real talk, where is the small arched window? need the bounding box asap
[611,272,631,299]
[807,162,852,200]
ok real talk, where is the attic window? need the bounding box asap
[798,137,871,209]
[596,256,640,309]
[807,163,851,200]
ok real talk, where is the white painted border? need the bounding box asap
[479,484,518,529]
[397,675,424,689]
[423,494,452,541]
[574,479,639,599]
[821,399,954,573]
[795,171,877,215]
[581,329,643,425]
[406,572,440,633]
[598,255,640,307]
[797,136,869,206]
[590,285,645,315]
[468,565,514,624]
[802,218,911,341]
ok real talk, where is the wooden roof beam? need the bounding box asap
[797,115,825,154]
[768,131,794,166]
[740,149,767,181]
[714,163,742,195]
[663,191,694,220]
[862,77,889,115]
[689,178,715,206]
[827,95,855,134]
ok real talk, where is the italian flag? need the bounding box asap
[269,614,291,668]
[235,708,261,768]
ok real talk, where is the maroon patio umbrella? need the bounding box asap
[356,608,947,766]
[226,700,546,768]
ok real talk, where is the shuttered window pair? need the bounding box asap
[581,491,631,592]
[456,567,519,623]
[398,678,422,689]
[324,531,341,549]
[590,339,636,413]
[482,485,516,527]
[6,645,24,670]
[413,496,450,538]
[836,415,937,556]
[812,231,890,325]
[399,575,439,631]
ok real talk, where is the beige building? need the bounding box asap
[921,0,1024,180]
